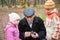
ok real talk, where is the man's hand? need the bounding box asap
[31,32,39,38]
[24,32,31,38]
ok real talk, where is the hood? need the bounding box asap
[4,22,11,32]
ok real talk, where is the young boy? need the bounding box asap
[45,0,60,40]
[4,12,20,40]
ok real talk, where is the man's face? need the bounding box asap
[26,15,34,23]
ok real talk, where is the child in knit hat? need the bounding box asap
[4,12,20,40]
[45,0,60,40]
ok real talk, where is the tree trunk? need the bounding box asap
[5,0,12,7]
[1,0,5,7]
[12,0,17,7]
[34,0,36,7]
[27,0,30,7]
[58,0,60,4]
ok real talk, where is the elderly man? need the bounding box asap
[18,8,46,40]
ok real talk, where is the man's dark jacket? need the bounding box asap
[18,16,46,40]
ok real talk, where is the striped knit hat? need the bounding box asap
[45,0,55,8]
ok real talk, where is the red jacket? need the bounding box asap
[46,9,60,39]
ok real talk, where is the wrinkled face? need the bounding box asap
[26,15,35,23]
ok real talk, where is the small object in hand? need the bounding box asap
[33,32,36,35]
[31,31,34,34]
[31,31,36,35]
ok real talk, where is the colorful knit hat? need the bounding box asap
[45,0,55,8]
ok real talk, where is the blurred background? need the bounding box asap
[0,0,60,40]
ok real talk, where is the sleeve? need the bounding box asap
[6,29,14,40]
[38,19,46,39]
[52,13,60,39]
[18,21,25,40]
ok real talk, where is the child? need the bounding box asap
[4,12,20,40]
[45,0,60,40]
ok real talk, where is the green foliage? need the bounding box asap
[36,5,45,10]
[36,13,46,21]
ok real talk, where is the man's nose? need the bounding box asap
[28,18,31,20]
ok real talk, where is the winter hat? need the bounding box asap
[45,0,55,8]
[23,7,35,17]
[8,12,20,22]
